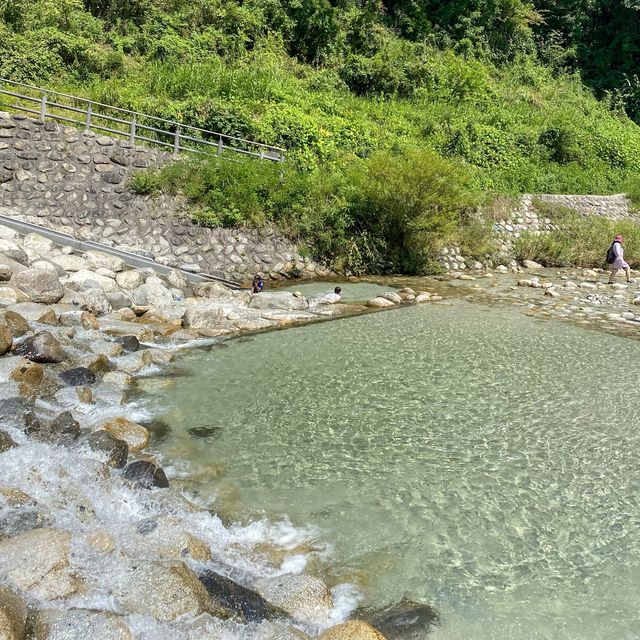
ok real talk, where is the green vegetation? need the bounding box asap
[3,0,640,272]
[514,202,640,269]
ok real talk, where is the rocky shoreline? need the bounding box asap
[0,224,441,640]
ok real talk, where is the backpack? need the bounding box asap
[606,242,618,264]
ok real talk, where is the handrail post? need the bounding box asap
[40,93,47,122]
[85,102,92,131]
[173,126,181,155]
[129,115,137,144]
[217,136,223,156]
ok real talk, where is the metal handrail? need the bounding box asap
[0,78,285,162]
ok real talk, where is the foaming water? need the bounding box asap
[137,300,640,639]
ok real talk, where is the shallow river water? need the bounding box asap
[136,291,640,640]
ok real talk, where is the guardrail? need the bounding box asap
[0,78,285,162]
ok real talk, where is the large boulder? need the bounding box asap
[320,621,387,640]
[100,417,149,452]
[366,297,395,308]
[249,292,309,311]
[84,250,125,272]
[0,587,27,640]
[6,302,57,325]
[87,430,128,468]
[14,331,66,363]
[0,287,30,305]
[59,367,97,387]
[0,357,44,386]
[253,574,333,626]
[31,608,132,640]
[66,270,120,293]
[14,269,64,304]
[192,281,236,301]
[0,528,84,600]
[50,254,89,272]
[183,303,272,336]
[113,560,210,621]
[130,282,174,308]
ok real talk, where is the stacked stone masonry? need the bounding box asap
[439,193,634,271]
[0,112,325,282]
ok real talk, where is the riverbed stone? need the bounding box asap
[0,587,27,640]
[114,560,210,621]
[366,297,395,308]
[101,417,149,452]
[59,367,97,386]
[198,570,285,621]
[84,250,125,272]
[320,621,387,640]
[14,269,64,304]
[381,292,402,304]
[0,356,44,386]
[0,264,12,281]
[0,310,30,337]
[87,430,128,468]
[0,528,84,600]
[253,574,333,625]
[121,460,169,488]
[115,269,145,290]
[0,430,17,452]
[71,289,113,316]
[0,322,12,355]
[58,310,99,330]
[31,608,132,640]
[356,600,438,640]
[51,254,89,272]
[7,302,57,325]
[67,269,120,293]
[14,331,66,363]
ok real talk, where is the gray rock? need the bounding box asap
[71,289,112,316]
[0,264,12,281]
[356,600,439,640]
[14,331,66,363]
[0,322,12,356]
[0,508,52,537]
[122,460,169,488]
[199,570,286,621]
[130,282,174,307]
[25,411,80,445]
[14,269,64,304]
[83,251,125,273]
[59,367,97,387]
[88,430,128,468]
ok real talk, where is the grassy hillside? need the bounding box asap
[2,0,640,273]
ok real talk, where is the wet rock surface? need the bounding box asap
[121,460,169,488]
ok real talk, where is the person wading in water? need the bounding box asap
[607,235,636,284]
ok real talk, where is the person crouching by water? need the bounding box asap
[251,274,264,294]
[607,235,636,284]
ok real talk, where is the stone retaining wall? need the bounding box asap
[0,112,325,283]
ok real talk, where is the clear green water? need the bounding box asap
[137,299,640,639]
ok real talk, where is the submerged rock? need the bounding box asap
[31,608,132,640]
[88,430,128,468]
[199,570,284,622]
[25,411,80,446]
[114,335,139,352]
[0,528,84,600]
[320,621,387,640]
[121,460,168,488]
[0,587,27,640]
[356,600,439,640]
[14,331,66,363]
[0,508,52,537]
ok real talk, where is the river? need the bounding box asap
[135,286,640,639]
